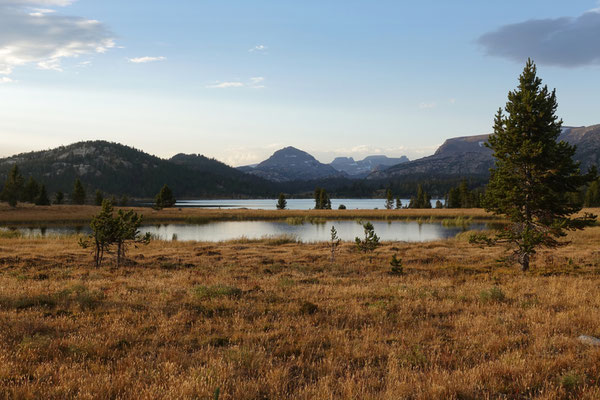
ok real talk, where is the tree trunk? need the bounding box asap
[520,252,530,271]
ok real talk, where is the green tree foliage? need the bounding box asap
[80,200,150,267]
[23,176,40,203]
[1,165,24,207]
[584,178,600,207]
[94,190,104,206]
[435,200,443,209]
[355,222,380,262]
[389,254,404,275]
[35,185,50,206]
[54,191,64,205]
[155,184,176,209]
[314,187,331,210]
[329,226,341,263]
[445,179,483,208]
[72,178,86,205]
[384,188,394,210]
[395,197,402,209]
[276,193,287,210]
[408,184,432,209]
[471,60,596,271]
[113,209,148,267]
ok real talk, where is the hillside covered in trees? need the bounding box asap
[0,141,276,199]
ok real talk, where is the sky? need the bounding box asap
[1,0,599,166]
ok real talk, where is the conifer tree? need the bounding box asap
[155,184,176,209]
[384,188,394,210]
[54,191,64,205]
[395,197,402,209]
[584,179,600,207]
[94,190,104,206]
[472,60,596,271]
[35,185,50,206]
[276,193,287,210]
[23,177,40,203]
[314,188,331,209]
[72,178,86,205]
[1,165,24,207]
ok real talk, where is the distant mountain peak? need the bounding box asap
[242,146,342,182]
[330,154,409,178]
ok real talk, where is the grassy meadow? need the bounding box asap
[1,207,600,399]
[0,203,500,225]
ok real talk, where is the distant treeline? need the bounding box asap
[2,160,599,208]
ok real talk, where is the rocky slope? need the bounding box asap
[330,155,409,177]
[370,126,599,179]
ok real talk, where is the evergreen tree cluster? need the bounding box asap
[79,200,150,267]
[408,184,432,209]
[314,187,331,209]
[0,166,50,207]
[445,179,483,208]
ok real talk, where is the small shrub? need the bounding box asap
[479,286,506,303]
[338,204,346,210]
[193,285,242,300]
[560,371,583,392]
[299,301,318,315]
[390,254,404,275]
[205,336,230,348]
[355,222,380,262]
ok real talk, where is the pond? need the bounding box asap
[8,219,485,243]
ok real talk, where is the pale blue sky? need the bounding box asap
[1,0,599,165]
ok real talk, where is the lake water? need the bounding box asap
[9,220,483,243]
[175,198,443,210]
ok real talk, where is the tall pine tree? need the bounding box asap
[472,60,596,271]
[1,165,24,207]
[72,178,87,205]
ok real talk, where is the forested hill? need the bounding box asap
[0,141,276,198]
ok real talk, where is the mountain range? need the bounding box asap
[1,123,598,199]
[239,147,410,181]
[370,124,600,180]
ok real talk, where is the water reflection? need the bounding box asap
[6,220,486,243]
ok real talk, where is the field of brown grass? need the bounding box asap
[0,204,504,225]
[2,204,598,226]
[1,225,600,399]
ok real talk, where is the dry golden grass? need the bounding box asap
[0,203,508,225]
[2,204,598,226]
[1,225,600,399]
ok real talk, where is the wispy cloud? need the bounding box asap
[0,76,14,83]
[29,8,55,16]
[249,44,267,53]
[207,81,245,89]
[127,56,166,64]
[0,1,115,76]
[478,7,600,67]
[0,1,75,5]
[419,102,436,109]
[207,77,266,89]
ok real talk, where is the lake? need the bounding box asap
[175,198,443,210]
[9,219,483,243]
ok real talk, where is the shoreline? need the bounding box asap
[1,204,599,225]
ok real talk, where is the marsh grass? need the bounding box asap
[1,226,600,398]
